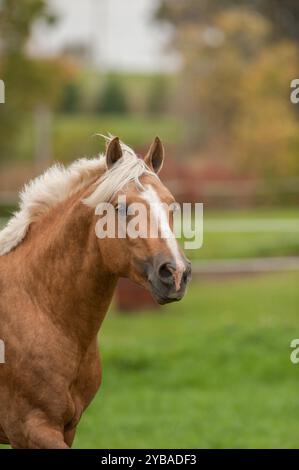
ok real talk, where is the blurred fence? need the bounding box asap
[2,175,299,210]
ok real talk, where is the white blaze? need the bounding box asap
[142,185,185,291]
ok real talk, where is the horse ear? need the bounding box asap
[106,137,122,169]
[144,137,164,174]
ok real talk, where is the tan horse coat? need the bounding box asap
[0,137,190,448]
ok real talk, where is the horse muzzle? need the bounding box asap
[145,254,192,305]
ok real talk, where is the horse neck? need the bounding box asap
[22,192,117,348]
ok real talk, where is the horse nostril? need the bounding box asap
[158,262,174,282]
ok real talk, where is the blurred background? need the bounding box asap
[1,0,299,448]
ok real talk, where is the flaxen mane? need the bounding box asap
[0,138,155,256]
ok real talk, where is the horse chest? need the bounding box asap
[69,341,102,420]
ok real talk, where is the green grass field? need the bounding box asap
[1,209,299,448]
[74,273,299,448]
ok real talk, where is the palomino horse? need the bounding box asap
[0,137,191,448]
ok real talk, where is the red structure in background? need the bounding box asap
[116,278,159,312]
[159,155,257,208]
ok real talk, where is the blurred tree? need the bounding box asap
[0,0,55,57]
[157,0,299,44]
[227,1,299,44]
[0,0,69,163]
[60,82,81,113]
[235,41,299,178]
[147,75,169,115]
[96,76,128,114]
[157,0,225,25]
[156,1,299,179]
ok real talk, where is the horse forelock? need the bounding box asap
[83,144,157,207]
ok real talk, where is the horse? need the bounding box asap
[0,136,191,448]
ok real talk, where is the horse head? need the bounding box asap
[86,136,192,305]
